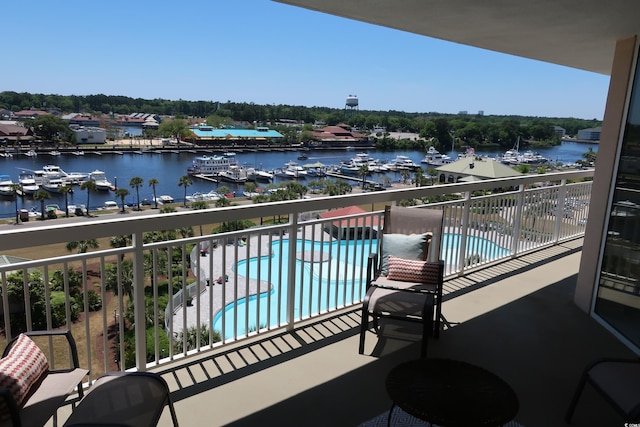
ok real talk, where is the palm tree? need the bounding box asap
[58,185,72,217]
[115,188,130,213]
[178,175,192,207]
[33,189,50,221]
[66,239,99,254]
[8,183,21,224]
[148,178,159,209]
[400,169,411,184]
[129,176,143,210]
[191,200,208,235]
[358,164,369,188]
[414,168,425,187]
[110,235,132,262]
[80,179,97,216]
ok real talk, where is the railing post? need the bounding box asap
[287,212,299,331]
[511,184,525,255]
[553,179,568,243]
[457,191,472,275]
[132,230,146,371]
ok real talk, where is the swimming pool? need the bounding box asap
[212,234,508,338]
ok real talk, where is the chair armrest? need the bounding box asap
[4,330,81,370]
[370,282,437,294]
[366,253,379,290]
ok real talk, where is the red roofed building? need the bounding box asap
[318,206,381,239]
[0,123,35,144]
[13,110,50,121]
[311,124,369,147]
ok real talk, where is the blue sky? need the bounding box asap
[3,1,609,119]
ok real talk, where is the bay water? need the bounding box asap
[0,141,598,219]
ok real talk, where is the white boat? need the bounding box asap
[246,168,273,182]
[219,165,248,183]
[18,172,39,195]
[0,151,13,158]
[0,174,15,196]
[34,165,88,186]
[187,155,237,176]
[498,137,551,165]
[153,195,174,205]
[88,170,113,191]
[518,150,551,164]
[41,177,65,193]
[24,150,37,157]
[48,150,61,156]
[185,191,221,203]
[283,161,308,179]
[71,150,85,156]
[387,155,420,170]
[338,162,361,175]
[421,147,452,166]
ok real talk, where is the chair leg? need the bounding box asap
[565,371,590,423]
[420,295,434,358]
[359,308,369,354]
[167,397,180,426]
[433,299,441,339]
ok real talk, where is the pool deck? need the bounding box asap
[173,224,331,334]
[173,223,522,334]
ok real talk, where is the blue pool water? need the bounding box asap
[212,234,508,338]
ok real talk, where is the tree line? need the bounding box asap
[1,91,602,151]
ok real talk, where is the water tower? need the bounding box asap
[345,94,359,116]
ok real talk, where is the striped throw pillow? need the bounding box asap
[0,334,49,416]
[387,256,440,283]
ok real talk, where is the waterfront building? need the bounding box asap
[0,122,34,144]
[71,126,106,144]
[577,126,602,141]
[189,125,284,145]
[436,156,523,183]
[310,124,369,147]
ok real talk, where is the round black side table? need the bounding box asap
[385,358,519,427]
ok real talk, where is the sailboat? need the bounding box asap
[499,137,521,165]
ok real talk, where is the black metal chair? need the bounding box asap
[565,357,640,423]
[359,205,444,358]
[63,371,179,427]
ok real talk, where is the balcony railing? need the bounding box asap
[0,169,593,380]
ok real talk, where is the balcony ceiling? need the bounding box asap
[274,0,640,75]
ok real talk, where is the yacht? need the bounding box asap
[0,174,15,196]
[34,165,88,186]
[246,168,274,182]
[185,191,221,203]
[187,155,237,176]
[421,147,452,166]
[24,150,37,157]
[218,165,248,183]
[275,161,307,179]
[88,170,113,191]
[18,172,39,195]
[153,195,174,205]
[41,177,65,193]
[387,155,420,171]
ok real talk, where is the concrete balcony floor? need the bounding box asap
[57,238,637,426]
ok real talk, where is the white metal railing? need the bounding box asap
[0,169,593,378]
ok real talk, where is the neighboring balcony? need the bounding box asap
[3,168,630,426]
